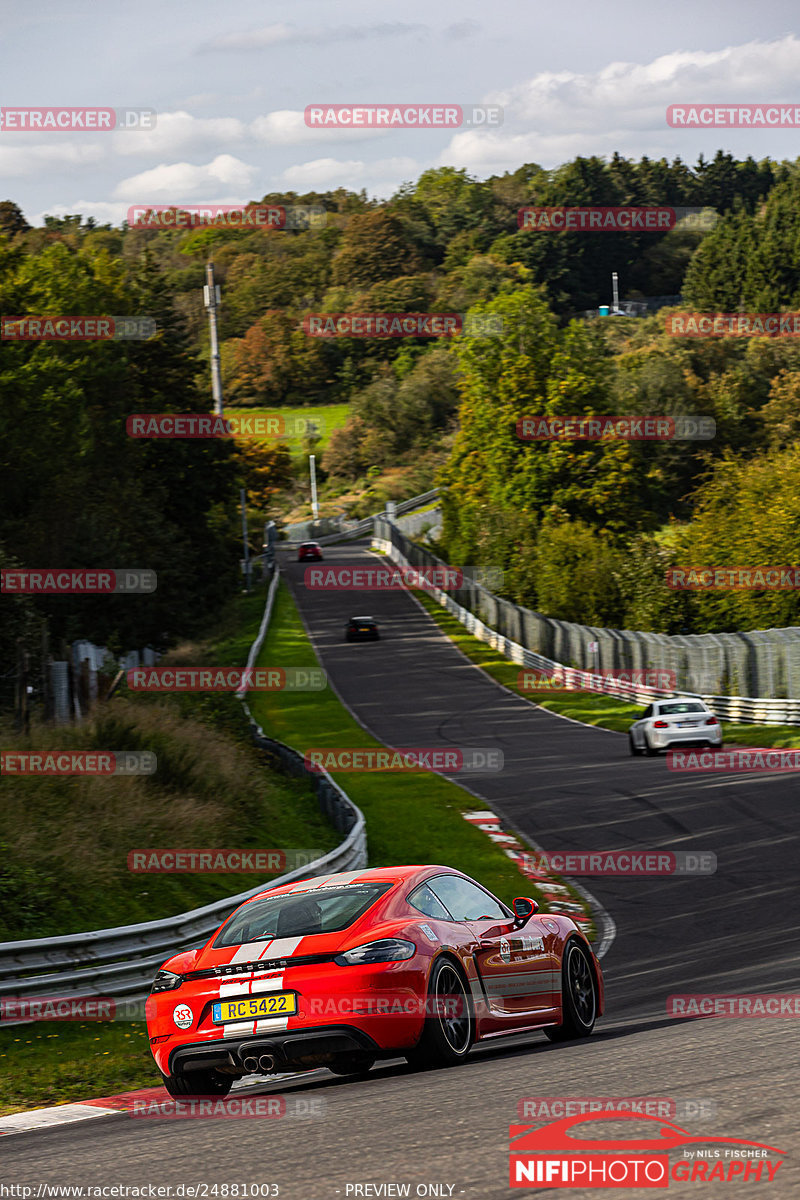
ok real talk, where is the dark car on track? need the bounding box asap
[297,541,323,562]
[346,615,379,642]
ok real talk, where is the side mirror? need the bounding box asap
[512,896,539,926]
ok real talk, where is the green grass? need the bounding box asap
[246,582,589,916]
[0,1024,155,1117]
[411,588,800,749]
[226,403,349,455]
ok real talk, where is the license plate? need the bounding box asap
[212,993,296,1023]
[359,627,371,632]
[678,721,698,728]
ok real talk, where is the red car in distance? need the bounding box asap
[297,541,323,562]
[146,865,603,1097]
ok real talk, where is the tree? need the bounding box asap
[0,201,29,236]
[331,211,423,287]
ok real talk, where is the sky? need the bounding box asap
[2,0,800,225]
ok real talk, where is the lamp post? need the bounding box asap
[203,262,224,417]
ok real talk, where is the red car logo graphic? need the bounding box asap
[510,1111,785,1155]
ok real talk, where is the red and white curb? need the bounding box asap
[0,1074,310,1137]
[461,809,615,958]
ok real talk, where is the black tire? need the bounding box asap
[544,939,598,1042]
[327,1056,376,1077]
[629,733,643,757]
[406,957,474,1069]
[162,1069,233,1098]
[643,733,659,757]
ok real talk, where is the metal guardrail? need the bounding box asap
[0,569,367,1020]
[373,529,800,727]
[284,488,440,547]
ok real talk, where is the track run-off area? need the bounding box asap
[3,540,799,1198]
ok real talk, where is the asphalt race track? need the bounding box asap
[4,540,799,1198]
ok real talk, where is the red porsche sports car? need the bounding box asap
[146,865,603,1097]
[297,541,323,562]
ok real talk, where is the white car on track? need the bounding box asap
[628,698,722,757]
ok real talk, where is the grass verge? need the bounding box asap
[0,1025,154,1117]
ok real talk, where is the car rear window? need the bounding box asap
[658,702,706,715]
[213,883,393,947]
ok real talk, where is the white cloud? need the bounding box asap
[277,155,419,191]
[112,111,247,157]
[438,34,800,170]
[492,36,800,135]
[250,110,386,146]
[112,154,257,201]
[0,142,103,178]
[30,199,132,227]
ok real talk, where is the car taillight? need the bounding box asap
[653,720,669,728]
[150,969,183,993]
[334,938,416,965]
[705,716,718,725]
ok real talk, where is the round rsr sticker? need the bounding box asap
[173,1003,193,1029]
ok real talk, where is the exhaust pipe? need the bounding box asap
[258,1054,276,1073]
[242,1055,260,1073]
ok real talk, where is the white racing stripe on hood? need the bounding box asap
[230,942,269,964]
